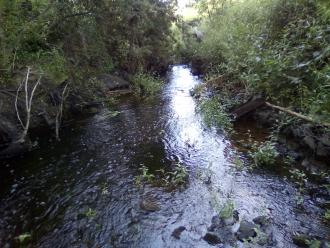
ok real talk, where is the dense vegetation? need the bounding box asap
[182,0,330,125]
[0,0,176,89]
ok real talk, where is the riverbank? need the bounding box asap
[190,73,330,246]
[0,72,132,160]
[181,0,330,165]
[191,73,330,160]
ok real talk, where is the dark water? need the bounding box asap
[0,65,328,247]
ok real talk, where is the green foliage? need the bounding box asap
[233,155,244,170]
[108,111,121,118]
[289,168,307,205]
[324,209,330,221]
[249,141,279,167]
[307,239,322,248]
[290,168,307,188]
[15,233,32,243]
[211,195,235,220]
[189,0,330,123]
[190,84,206,98]
[39,49,68,84]
[198,96,232,131]
[135,162,189,189]
[84,208,97,218]
[135,165,155,186]
[219,199,235,219]
[0,0,176,88]
[132,72,163,97]
[168,163,189,186]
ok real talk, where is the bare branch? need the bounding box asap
[55,83,69,141]
[15,67,41,143]
[15,80,24,129]
[265,102,330,128]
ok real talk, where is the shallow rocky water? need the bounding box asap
[0,65,329,248]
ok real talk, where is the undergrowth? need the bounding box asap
[135,162,189,190]
[197,96,233,131]
[185,0,330,124]
[248,140,279,167]
[131,73,163,98]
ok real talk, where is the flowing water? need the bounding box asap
[0,65,328,247]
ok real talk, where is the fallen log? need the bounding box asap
[265,102,330,128]
[231,98,266,119]
[230,97,330,127]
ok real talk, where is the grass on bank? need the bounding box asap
[131,73,163,98]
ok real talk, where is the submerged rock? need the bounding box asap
[253,215,269,227]
[236,220,257,241]
[292,234,310,247]
[171,226,186,239]
[203,232,222,245]
[208,215,223,231]
[139,196,160,212]
[303,136,316,151]
[233,210,239,222]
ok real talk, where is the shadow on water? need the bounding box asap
[0,65,329,248]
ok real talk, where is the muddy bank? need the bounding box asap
[253,107,330,158]
[0,73,131,160]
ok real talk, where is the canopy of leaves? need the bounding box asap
[0,0,177,87]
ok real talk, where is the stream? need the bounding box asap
[0,65,328,248]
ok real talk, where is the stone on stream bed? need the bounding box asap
[139,196,160,212]
[205,214,238,246]
[253,215,269,227]
[236,220,257,241]
[208,215,225,231]
[292,234,310,247]
[203,232,222,245]
[171,226,186,239]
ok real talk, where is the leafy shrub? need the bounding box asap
[0,0,176,90]
[219,199,235,219]
[168,163,189,186]
[190,84,206,98]
[198,96,232,131]
[39,49,68,84]
[211,195,235,220]
[249,141,279,167]
[325,209,330,221]
[84,208,97,218]
[135,166,155,187]
[132,72,163,97]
